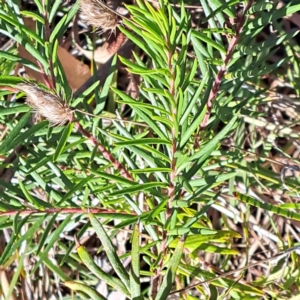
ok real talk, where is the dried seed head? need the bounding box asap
[79,0,120,34]
[17,83,74,127]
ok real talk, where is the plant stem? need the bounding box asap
[73,121,134,181]
[200,0,254,129]
[0,207,136,216]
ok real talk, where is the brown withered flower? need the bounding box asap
[79,0,120,34]
[17,83,74,127]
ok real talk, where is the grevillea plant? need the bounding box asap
[0,0,300,299]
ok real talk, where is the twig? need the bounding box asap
[15,83,134,181]
[200,1,254,129]
[170,244,300,294]
[42,0,56,88]
[0,207,137,216]
[73,121,134,181]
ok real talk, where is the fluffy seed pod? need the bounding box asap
[79,0,119,33]
[17,83,74,127]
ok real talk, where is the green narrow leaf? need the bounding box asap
[49,0,80,42]
[202,0,237,22]
[235,192,300,221]
[191,33,208,75]
[110,135,170,162]
[73,80,100,106]
[0,51,39,71]
[49,0,63,22]
[5,244,27,300]
[155,235,185,300]
[12,212,23,238]
[0,118,47,155]
[30,0,43,13]
[31,214,73,274]
[0,111,31,154]
[95,55,118,114]
[18,180,47,208]
[110,182,168,197]
[64,281,106,300]
[53,122,74,161]
[130,222,143,300]
[115,138,172,146]
[112,88,168,140]
[89,213,130,288]
[192,31,226,54]
[77,244,130,297]
[20,10,45,24]
[186,115,239,177]
[60,222,91,265]
[36,214,59,255]
[120,23,167,64]
[179,107,206,148]
[0,75,25,86]
[147,198,168,221]
[0,12,43,45]
[44,257,70,281]
[0,215,46,265]
[56,174,94,206]
[0,104,30,116]
[246,4,300,30]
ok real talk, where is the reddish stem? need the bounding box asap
[42,0,56,88]
[73,121,134,181]
[107,29,126,54]
[36,60,54,89]
[153,39,179,298]
[200,1,254,129]
[0,207,136,217]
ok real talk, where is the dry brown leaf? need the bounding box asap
[75,42,113,64]
[17,18,91,90]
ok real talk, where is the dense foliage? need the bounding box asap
[0,0,300,299]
